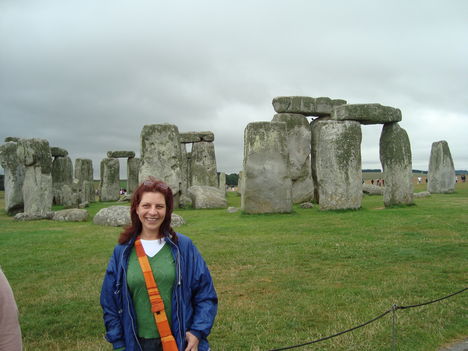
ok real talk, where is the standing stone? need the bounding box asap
[127,157,140,194]
[272,113,314,203]
[75,159,95,203]
[0,142,25,215]
[379,123,413,206]
[218,172,226,192]
[100,158,120,201]
[16,138,53,216]
[242,122,292,214]
[311,120,362,210]
[190,141,218,187]
[51,155,73,205]
[139,124,182,205]
[238,170,244,195]
[180,144,189,193]
[427,140,456,193]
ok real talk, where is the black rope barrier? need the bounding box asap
[268,287,467,351]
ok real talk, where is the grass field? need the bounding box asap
[0,182,466,351]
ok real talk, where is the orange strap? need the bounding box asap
[135,237,178,351]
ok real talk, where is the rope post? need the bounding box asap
[392,304,398,351]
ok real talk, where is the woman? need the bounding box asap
[101,178,218,351]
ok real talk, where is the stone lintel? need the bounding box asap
[50,147,68,157]
[331,103,402,125]
[272,96,347,117]
[107,151,136,158]
[180,132,215,144]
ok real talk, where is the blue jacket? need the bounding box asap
[100,233,218,351]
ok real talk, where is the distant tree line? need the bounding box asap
[225,173,239,186]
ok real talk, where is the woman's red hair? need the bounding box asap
[118,177,177,244]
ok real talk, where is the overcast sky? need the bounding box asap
[1,0,467,178]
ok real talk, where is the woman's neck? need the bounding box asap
[140,231,162,240]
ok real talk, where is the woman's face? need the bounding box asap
[136,191,166,237]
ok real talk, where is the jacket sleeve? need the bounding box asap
[187,242,218,339]
[100,248,126,350]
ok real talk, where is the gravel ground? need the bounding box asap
[438,337,468,351]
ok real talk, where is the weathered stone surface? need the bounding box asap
[272,113,314,203]
[16,139,53,216]
[50,147,68,157]
[331,104,402,125]
[180,132,215,143]
[241,122,292,214]
[52,156,73,205]
[227,207,239,213]
[4,137,20,142]
[427,140,456,193]
[362,183,384,195]
[53,209,88,222]
[272,96,347,117]
[93,206,130,226]
[190,141,218,187]
[74,159,95,203]
[139,124,182,205]
[127,157,140,194]
[0,141,25,215]
[107,151,136,158]
[380,123,413,206]
[311,120,362,210]
[180,144,190,196]
[171,213,185,227]
[188,186,227,209]
[100,158,120,201]
[413,191,431,198]
[179,194,192,208]
[238,170,244,196]
[14,212,54,221]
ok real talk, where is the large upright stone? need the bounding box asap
[272,113,314,203]
[242,122,292,214]
[379,123,413,206]
[100,158,120,201]
[272,96,347,117]
[75,159,95,203]
[190,141,218,187]
[218,172,226,192]
[331,104,402,125]
[0,141,25,215]
[139,124,182,204]
[427,140,456,193]
[180,144,190,193]
[127,157,140,194]
[311,120,362,210]
[16,138,53,216]
[51,155,73,205]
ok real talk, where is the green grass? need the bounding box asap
[0,183,467,351]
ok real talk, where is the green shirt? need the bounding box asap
[127,243,176,338]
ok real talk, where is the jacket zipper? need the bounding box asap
[167,236,184,349]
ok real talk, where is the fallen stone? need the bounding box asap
[413,191,431,198]
[93,206,130,226]
[53,209,88,222]
[79,201,90,208]
[227,206,239,213]
[179,194,193,208]
[188,186,227,209]
[171,213,185,227]
[14,212,54,221]
[362,183,384,195]
[50,147,68,157]
[331,104,402,125]
[272,96,347,117]
[300,202,314,208]
[107,151,136,158]
[180,132,215,143]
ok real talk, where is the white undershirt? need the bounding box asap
[140,238,166,257]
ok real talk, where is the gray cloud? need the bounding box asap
[1,0,467,177]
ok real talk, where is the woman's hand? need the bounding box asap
[184,331,199,351]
